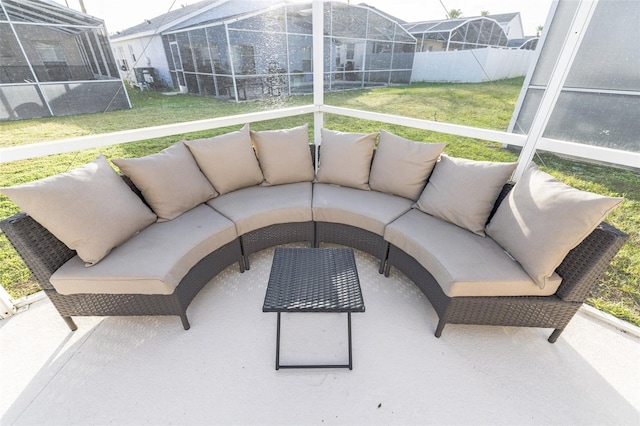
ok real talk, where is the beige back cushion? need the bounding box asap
[184,124,264,194]
[251,124,315,185]
[112,141,216,221]
[0,156,157,266]
[415,155,517,236]
[486,166,622,289]
[315,128,377,190]
[369,130,445,200]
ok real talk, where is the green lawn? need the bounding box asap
[1,79,638,326]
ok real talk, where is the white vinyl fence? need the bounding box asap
[411,47,536,83]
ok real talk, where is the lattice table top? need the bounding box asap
[262,247,365,313]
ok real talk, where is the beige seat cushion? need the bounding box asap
[315,128,377,190]
[50,205,237,295]
[0,156,156,266]
[369,130,445,200]
[486,165,622,289]
[312,183,413,236]
[251,124,315,185]
[415,155,517,236]
[385,209,562,297]
[112,141,216,221]
[184,124,264,195]
[207,182,312,235]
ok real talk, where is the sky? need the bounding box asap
[59,0,553,37]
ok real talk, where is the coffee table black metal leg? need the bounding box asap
[274,312,354,370]
[347,312,352,370]
[276,312,281,370]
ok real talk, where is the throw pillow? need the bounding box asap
[0,156,157,266]
[486,165,623,289]
[251,124,315,185]
[112,141,216,221]
[369,130,445,200]
[315,128,378,190]
[415,155,517,236]
[184,124,264,195]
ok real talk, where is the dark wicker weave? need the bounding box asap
[0,209,243,331]
[384,183,629,343]
[240,221,315,270]
[314,222,389,274]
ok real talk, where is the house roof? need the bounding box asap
[111,0,410,39]
[403,12,520,35]
[110,0,221,38]
[1,0,103,31]
[485,12,520,23]
[111,0,283,38]
[357,2,406,24]
[166,0,283,32]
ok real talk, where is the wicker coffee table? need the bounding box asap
[262,247,365,370]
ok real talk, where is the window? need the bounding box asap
[128,45,136,62]
[33,41,71,81]
[33,41,66,63]
[232,44,256,75]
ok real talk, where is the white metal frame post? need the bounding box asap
[507,1,559,135]
[512,0,599,181]
[312,0,324,169]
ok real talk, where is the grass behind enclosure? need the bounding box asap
[1,79,638,326]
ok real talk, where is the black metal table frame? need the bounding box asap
[263,247,364,371]
[274,310,354,370]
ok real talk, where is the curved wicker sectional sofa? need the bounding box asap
[0,125,628,343]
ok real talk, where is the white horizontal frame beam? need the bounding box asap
[321,105,527,146]
[5,103,637,168]
[537,137,640,169]
[0,105,315,164]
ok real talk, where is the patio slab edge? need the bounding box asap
[579,303,640,338]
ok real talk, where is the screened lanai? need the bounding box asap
[406,17,508,52]
[0,0,129,121]
[0,0,639,423]
[510,0,640,157]
[161,1,416,101]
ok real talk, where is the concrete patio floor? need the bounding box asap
[1,245,639,425]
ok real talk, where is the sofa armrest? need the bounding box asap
[555,222,628,302]
[0,212,75,291]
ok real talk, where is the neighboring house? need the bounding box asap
[486,12,524,40]
[403,17,509,52]
[403,13,534,83]
[403,12,525,53]
[111,0,416,100]
[110,0,227,90]
[0,0,130,120]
